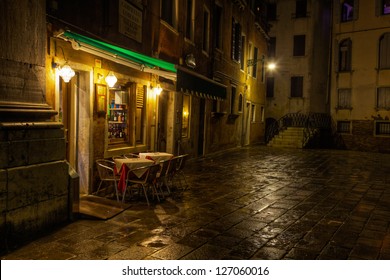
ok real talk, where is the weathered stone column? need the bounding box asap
[0,0,71,253]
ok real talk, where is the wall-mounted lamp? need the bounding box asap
[105,71,117,88]
[52,46,75,83]
[153,84,163,95]
[185,53,196,68]
[247,57,276,71]
[58,63,75,83]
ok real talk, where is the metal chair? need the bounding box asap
[175,154,190,192]
[155,159,171,197]
[95,159,120,202]
[124,163,161,206]
[165,156,179,192]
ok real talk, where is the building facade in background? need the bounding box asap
[265,0,331,124]
[330,0,390,152]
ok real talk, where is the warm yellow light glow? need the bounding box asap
[105,71,117,88]
[268,62,276,70]
[58,64,75,83]
[153,84,162,95]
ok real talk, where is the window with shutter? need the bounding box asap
[135,85,145,143]
[339,39,352,72]
[231,18,241,62]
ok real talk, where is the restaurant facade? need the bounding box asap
[46,0,270,195]
[1,0,270,251]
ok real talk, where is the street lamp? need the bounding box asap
[247,57,276,71]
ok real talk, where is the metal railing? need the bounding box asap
[266,112,342,149]
[265,112,308,144]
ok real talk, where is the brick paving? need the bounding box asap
[1,145,390,260]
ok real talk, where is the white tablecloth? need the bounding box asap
[139,152,173,163]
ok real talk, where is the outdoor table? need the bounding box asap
[138,152,173,163]
[113,157,154,193]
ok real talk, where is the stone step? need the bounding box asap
[267,127,304,148]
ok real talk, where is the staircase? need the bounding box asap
[267,127,304,148]
[266,112,341,149]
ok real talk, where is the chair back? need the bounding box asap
[176,154,189,171]
[146,164,161,184]
[158,159,170,178]
[166,156,179,178]
[96,159,115,180]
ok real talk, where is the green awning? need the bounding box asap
[57,30,177,80]
[177,67,227,100]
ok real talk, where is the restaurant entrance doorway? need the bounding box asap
[59,70,91,195]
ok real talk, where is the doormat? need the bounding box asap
[79,195,131,220]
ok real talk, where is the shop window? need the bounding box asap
[185,0,194,41]
[108,89,130,146]
[293,35,306,56]
[379,33,390,69]
[377,87,390,109]
[290,76,303,98]
[182,94,191,138]
[337,121,351,133]
[266,77,275,98]
[295,0,307,18]
[161,0,177,28]
[203,7,210,53]
[375,121,390,136]
[231,18,241,62]
[337,88,352,109]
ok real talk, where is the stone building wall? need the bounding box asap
[0,0,72,253]
[341,120,390,153]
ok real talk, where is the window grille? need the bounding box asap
[375,121,390,136]
[337,121,351,133]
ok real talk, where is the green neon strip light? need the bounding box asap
[63,31,177,73]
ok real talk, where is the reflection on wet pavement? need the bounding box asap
[2,145,390,260]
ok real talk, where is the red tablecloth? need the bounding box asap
[114,158,154,193]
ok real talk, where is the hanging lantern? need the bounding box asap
[58,64,75,83]
[105,71,117,88]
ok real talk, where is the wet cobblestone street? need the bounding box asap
[2,145,390,260]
